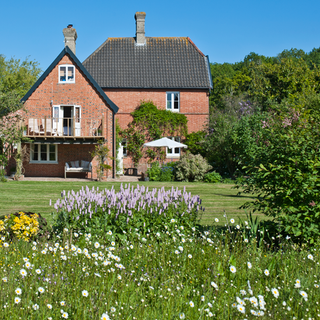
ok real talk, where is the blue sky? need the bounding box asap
[1,0,320,72]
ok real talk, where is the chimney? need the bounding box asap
[63,24,78,54]
[135,12,146,45]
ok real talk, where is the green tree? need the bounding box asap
[247,57,320,110]
[0,55,41,98]
[205,94,259,176]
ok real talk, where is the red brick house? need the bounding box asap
[83,12,213,173]
[15,12,212,178]
[19,26,119,179]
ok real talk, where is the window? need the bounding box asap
[122,139,127,157]
[30,144,58,163]
[167,137,180,157]
[166,92,180,112]
[59,65,75,83]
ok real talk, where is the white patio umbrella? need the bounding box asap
[143,137,188,148]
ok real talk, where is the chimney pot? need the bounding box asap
[135,12,146,45]
[63,25,77,54]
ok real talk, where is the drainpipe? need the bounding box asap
[112,113,115,179]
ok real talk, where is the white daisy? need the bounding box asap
[62,312,69,319]
[230,219,235,224]
[271,288,279,298]
[230,265,236,273]
[35,269,41,274]
[47,304,52,309]
[20,269,27,276]
[264,269,269,276]
[299,290,308,300]
[15,288,22,295]
[33,304,39,310]
[82,290,88,297]
[101,313,110,320]
[308,254,314,260]
[211,281,218,290]
[189,301,194,307]
[294,279,301,288]
[247,262,252,269]
[38,287,45,294]
[14,297,21,304]
[237,304,245,314]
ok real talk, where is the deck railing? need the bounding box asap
[24,117,104,138]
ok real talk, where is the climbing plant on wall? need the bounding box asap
[122,101,188,166]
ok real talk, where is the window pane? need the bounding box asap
[166,93,172,109]
[32,144,38,161]
[68,67,74,81]
[60,66,66,81]
[174,93,179,110]
[167,147,172,154]
[49,151,56,161]
[40,144,47,161]
[174,147,180,154]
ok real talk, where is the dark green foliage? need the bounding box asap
[122,101,188,166]
[184,131,206,157]
[203,171,222,183]
[205,95,259,176]
[236,107,320,243]
[146,161,176,182]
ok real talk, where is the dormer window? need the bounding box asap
[59,65,75,83]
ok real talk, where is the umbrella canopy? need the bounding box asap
[143,137,188,148]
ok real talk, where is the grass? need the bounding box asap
[0,226,319,319]
[0,181,260,225]
[1,182,319,319]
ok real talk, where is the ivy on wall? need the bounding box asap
[122,101,188,166]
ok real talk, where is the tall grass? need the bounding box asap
[0,224,319,319]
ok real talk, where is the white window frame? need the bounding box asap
[166,92,180,112]
[59,65,75,83]
[166,136,181,157]
[30,143,58,164]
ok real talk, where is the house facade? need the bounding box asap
[18,26,118,179]
[83,12,213,173]
[10,13,212,179]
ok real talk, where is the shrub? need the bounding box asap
[146,161,176,182]
[236,107,320,243]
[0,211,46,242]
[146,161,162,181]
[52,185,203,240]
[203,171,222,183]
[175,153,212,182]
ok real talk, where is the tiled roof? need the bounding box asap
[83,37,212,89]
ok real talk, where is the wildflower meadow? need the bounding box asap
[0,184,320,319]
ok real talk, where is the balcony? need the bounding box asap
[24,117,105,140]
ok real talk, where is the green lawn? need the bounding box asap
[0,181,261,225]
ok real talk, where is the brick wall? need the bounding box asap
[21,53,114,179]
[104,88,209,171]
[104,88,209,133]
